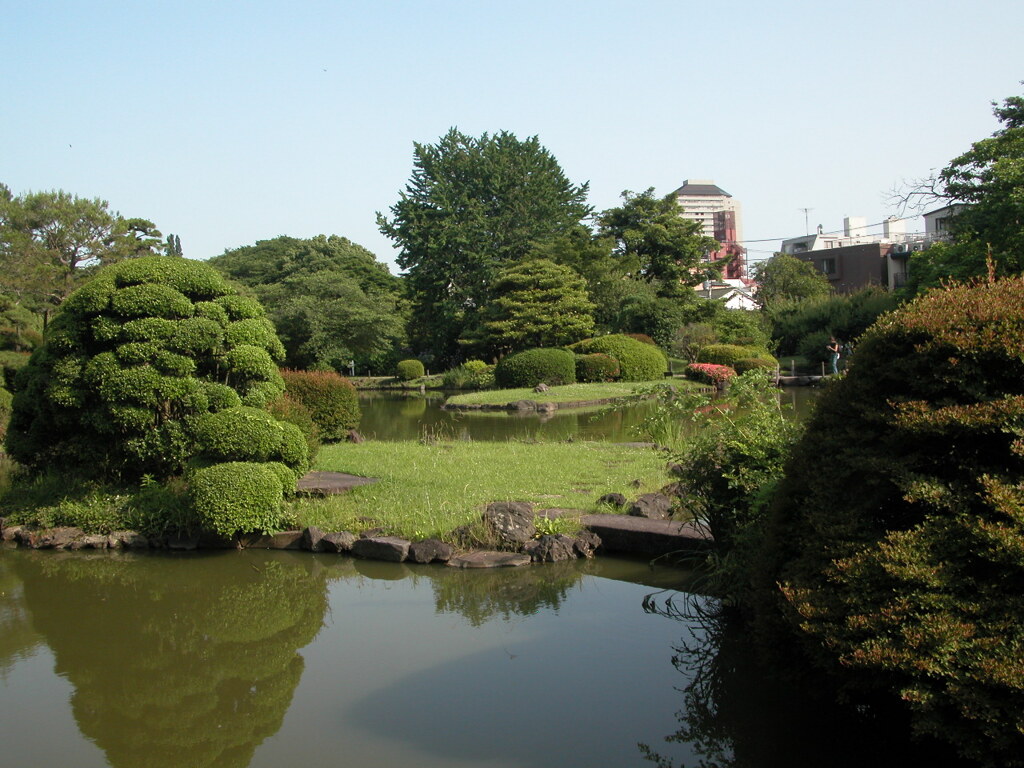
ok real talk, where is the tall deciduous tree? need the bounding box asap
[0,188,162,321]
[468,258,595,356]
[754,253,832,309]
[377,129,592,363]
[596,188,720,297]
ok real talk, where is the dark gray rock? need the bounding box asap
[659,482,686,499]
[511,400,537,411]
[533,383,550,393]
[447,551,532,568]
[302,526,325,552]
[666,462,685,477]
[70,535,109,550]
[597,492,628,509]
[536,402,556,413]
[408,538,454,564]
[34,527,83,549]
[2,524,23,543]
[352,536,410,562]
[320,531,357,553]
[347,429,365,443]
[523,534,577,562]
[359,527,386,539]
[483,501,536,546]
[628,493,673,520]
[573,530,602,558]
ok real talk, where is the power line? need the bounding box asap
[734,213,925,245]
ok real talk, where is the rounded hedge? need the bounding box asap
[189,461,284,539]
[733,357,778,375]
[573,334,666,381]
[396,358,425,381]
[279,369,360,441]
[4,256,289,486]
[575,353,619,383]
[696,343,776,369]
[495,348,576,388]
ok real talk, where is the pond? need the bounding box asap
[357,386,820,442]
[0,548,949,768]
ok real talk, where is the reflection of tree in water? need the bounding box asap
[426,560,585,626]
[0,555,41,678]
[15,551,328,768]
[639,593,968,768]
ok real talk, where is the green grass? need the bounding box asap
[445,380,691,407]
[289,439,672,541]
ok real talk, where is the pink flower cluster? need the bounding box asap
[685,363,736,386]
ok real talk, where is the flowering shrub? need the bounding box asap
[685,363,736,387]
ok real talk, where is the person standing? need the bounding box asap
[827,336,841,375]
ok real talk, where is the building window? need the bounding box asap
[820,258,836,275]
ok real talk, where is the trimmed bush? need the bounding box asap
[189,461,284,538]
[624,333,657,346]
[684,363,736,387]
[734,357,778,375]
[575,353,620,383]
[192,406,289,464]
[759,276,1024,765]
[279,369,360,441]
[573,334,667,381]
[495,348,576,388]
[396,358,425,381]
[267,394,320,461]
[4,256,289,486]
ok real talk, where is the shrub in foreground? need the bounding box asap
[495,348,575,388]
[189,461,284,538]
[684,363,736,388]
[759,276,1024,766]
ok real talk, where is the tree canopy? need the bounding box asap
[377,128,592,363]
[209,235,406,373]
[753,253,832,309]
[0,187,163,321]
[469,258,595,356]
[596,188,720,296]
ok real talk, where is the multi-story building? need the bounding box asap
[673,179,747,280]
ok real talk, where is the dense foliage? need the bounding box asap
[494,348,576,389]
[279,368,360,441]
[696,344,776,369]
[5,256,288,481]
[758,276,1024,765]
[378,129,591,364]
[572,334,667,381]
[395,358,425,381]
[209,235,406,373]
[575,352,619,383]
[0,186,162,322]
[470,258,595,356]
[754,253,832,309]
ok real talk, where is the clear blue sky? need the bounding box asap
[3,0,1021,272]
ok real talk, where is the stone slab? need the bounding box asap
[447,551,532,569]
[296,471,377,496]
[579,513,712,557]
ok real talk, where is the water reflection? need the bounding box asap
[13,550,329,768]
[0,553,41,678]
[640,594,972,768]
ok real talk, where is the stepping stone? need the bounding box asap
[579,514,711,557]
[296,471,377,496]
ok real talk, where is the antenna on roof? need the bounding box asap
[798,207,814,235]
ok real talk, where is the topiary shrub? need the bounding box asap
[758,276,1024,766]
[575,353,620,383]
[279,369,360,441]
[4,256,289,482]
[396,358,425,381]
[494,348,576,388]
[624,333,657,346]
[442,359,495,390]
[733,357,778,375]
[573,334,666,381]
[267,394,320,461]
[684,363,736,388]
[188,461,284,538]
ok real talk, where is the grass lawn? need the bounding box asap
[445,379,695,407]
[289,439,673,542]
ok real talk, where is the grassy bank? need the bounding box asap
[290,439,672,541]
[445,380,694,407]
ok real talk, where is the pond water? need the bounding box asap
[0,548,948,768]
[357,386,819,442]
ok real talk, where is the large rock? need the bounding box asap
[408,538,454,564]
[597,492,628,509]
[320,531,357,553]
[628,493,673,520]
[302,526,325,552]
[523,534,577,562]
[573,530,602,558]
[108,531,150,549]
[352,536,410,562]
[483,501,536,546]
[32,527,83,549]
